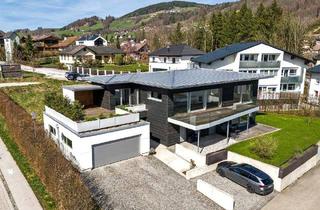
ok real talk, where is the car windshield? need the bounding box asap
[261,178,273,185]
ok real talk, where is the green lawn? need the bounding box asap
[228,113,320,167]
[2,73,77,122]
[0,72,47,83]
[98,63,148,72]
[0,114,56,209]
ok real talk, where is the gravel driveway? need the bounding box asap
[192,172,278,210]
[83,156,222,210]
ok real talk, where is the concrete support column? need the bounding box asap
[179,127,187,142]
[247,114,250,133]
[197,130,201,153]
[104,70,107,75]
[89,68,92,76]
[227,121,230,141]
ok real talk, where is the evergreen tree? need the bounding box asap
[192,21,205,51]
[151,34,161,50]
[116,36,120,49]
[236,4,256,42]
[169,22,184,44]
[25,34,34,61]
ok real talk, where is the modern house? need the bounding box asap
[76,34,107,47]
[59,45,124,69]
[44,68,267,170]
[192,42,313,94]
[32,34,60,51]
[4,32,20,62]
[149,44,205,72]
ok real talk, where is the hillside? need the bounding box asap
[122,1,212,18]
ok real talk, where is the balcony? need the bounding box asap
[281,76,303,84]
[239,61,281,69]
[44,106,140,133]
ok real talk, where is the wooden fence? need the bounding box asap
[0,91,100,210]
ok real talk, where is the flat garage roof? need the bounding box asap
[62,84,104,92]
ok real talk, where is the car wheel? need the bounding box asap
[247,185,254,193]
[217,169,225,177]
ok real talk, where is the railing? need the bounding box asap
[44,106,140,133]
[71,66,139,76]
[239,61,281,69]
[280,76,303,83]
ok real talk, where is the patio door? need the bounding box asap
[190,90,205,111]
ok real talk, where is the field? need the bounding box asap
[228,113,320,167]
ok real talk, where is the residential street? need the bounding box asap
[262,163,320,210]
[0,138,42,210]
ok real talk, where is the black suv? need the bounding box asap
[217,161,274,195]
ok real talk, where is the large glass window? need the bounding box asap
[262,54,278,62]
[173,92,188,113]
[206,89,221,109]
[190,91,205,111]
[115,89,131,106]
[234,85,253,103]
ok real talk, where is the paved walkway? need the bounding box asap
[0,138,42,210]
[0,82,41,88]
[262,163,320,210]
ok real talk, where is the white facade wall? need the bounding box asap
[309,73,320,97]
[4,35,19,62]
[76,37,108,46]
[43,113,150,171]
[149,56,196,72]
[197,43,308,94]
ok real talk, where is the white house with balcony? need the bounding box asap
[43,85,150,171]
[149,44,205,72]
[192,42,313,94]
[76,34,107,46]
[307,65,320,98]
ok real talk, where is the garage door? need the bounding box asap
[92,135,140,168]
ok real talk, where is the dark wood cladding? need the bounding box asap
[0,64,22,78]
[101,90,116,110]
[206,149,228,165]
[278,145,318,178]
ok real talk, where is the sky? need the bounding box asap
[0,0,236,31]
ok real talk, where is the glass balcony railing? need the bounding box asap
[239,61,281,69]
[280,76,303,84]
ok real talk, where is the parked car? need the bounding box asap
[217,161,274,195]
[65,71,80,80]
[65,72,89,81]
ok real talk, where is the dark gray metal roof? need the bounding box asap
[4,32,18,39]
[308,65,320,73]
[85,68,269,90]
[192,41,313,64]
[62,84,104,91]
[149,44,205,57]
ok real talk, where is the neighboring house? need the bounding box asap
[48,36,79,51]
[313,54,320,66]
[121,39,149,60]
[59,45,123,69]
[76,34,107,46]
[43,84,150,171]
[149,44,205,72]
[307,65,320,97]
[32,34,60,51]
[4,32,20,62]
[192,42,313,94]
[44,69,267,170]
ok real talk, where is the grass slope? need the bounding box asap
[0,115,56,209]
[2,72,77,122]
[228,113,320,167]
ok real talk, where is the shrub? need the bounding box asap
[44,92,84,121]
[114,54,124,65]
[250,136,278,159]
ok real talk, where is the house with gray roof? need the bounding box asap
[192,41,313,95]
[307,64,320,98]
[59,45,124,70]
[44,68,268,170]
[149,44,205,72]
[76,34,107,47]
[3,32,20,62]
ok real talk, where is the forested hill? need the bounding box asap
[122,1,212,18]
